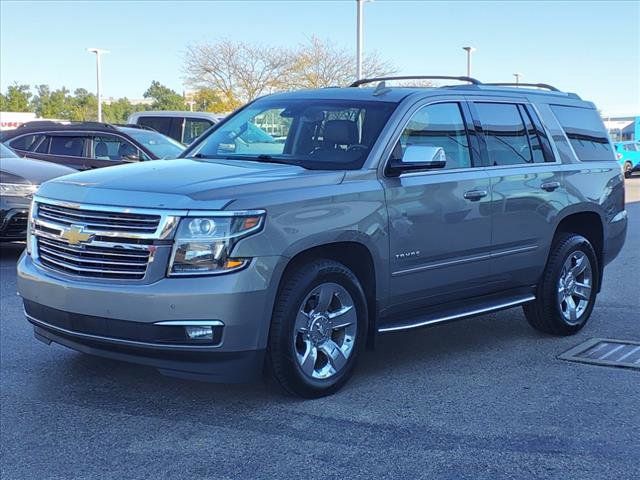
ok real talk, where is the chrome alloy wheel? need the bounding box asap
[557,251,593,325]
[293,282,357,379]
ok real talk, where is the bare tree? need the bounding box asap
[183,37,396,107]
[184,40,291,107]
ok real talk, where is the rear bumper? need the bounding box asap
[27,304,265,383]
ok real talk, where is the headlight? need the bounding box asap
[0,183,38,197]
[168,211,265,276]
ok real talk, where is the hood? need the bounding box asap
[37,158,345,210]
[0,157,76,185]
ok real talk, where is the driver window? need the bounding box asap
[392,103,471,169]
[92,135,142,161]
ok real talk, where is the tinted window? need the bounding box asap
[137,117,183,143]
[184,118,213,144]
[475,103,532,165]
[48,136,86,157]
[518,105,546,163]
[624,143,638,152]
[393,102,472,169]
[93,135,141,161]
[550,105,613,161]
[189,99,396,170]
[122,128,183,159]
[8,134,44,151]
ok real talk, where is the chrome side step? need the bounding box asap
[378,293,535,333]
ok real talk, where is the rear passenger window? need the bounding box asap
[475,103,532,166]
[550,105,613,161]
[48,136,86,157]
[137,117,183,143]
[184,118,212,144]
[394,102,472,169]
[8,134,44,152]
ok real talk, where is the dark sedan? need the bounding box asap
[1,121,184,170]
[0,144,76,241]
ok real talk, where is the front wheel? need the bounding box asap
[624,162,633,178]
[268,259,367,398]
[524,234,599,335]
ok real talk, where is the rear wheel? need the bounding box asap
[524,234,599,335]
[268,259,367,398]
[624,161,633,178]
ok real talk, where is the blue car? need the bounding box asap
[615,141,640,178]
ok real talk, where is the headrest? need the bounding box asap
[323,120,358,146]
[95,142,108,157]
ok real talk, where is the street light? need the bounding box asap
[356,0,373,80]
[513,72,523,85]
[87,48,109,122]
[462,47,476,77]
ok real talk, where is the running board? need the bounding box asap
[377,293,535,333]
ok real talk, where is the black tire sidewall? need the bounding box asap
[269,260,367,397]
[542,235,599,333]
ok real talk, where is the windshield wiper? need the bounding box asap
[219,154,301,166]
[190,153,216,159]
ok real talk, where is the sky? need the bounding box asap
[1,0,639,116]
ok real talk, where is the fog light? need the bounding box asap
[185,326,214,341]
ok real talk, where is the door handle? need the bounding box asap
[541,181,561,192]
[463,189,488,201]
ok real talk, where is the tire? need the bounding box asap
[523,233,599,335]
[267,259,367,398]
[624,162,633,178]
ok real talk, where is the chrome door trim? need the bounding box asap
[391,245,538,277]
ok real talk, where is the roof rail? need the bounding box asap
[483,82,560,92]
[350,75,482,87]
[18,120,117,130]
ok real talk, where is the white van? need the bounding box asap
[127,111,225,145]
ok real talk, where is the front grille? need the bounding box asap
[37,236,150,279]
[31,199,175,281]
[37,202,161,234]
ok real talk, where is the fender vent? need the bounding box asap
[559,338,640,370]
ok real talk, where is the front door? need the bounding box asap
[381,101,493,314]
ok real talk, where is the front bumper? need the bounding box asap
[18,252,284,382]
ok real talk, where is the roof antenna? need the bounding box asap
[373,80,391,96]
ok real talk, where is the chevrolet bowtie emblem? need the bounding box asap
[60,225,94,245]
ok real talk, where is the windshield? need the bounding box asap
[187,98,397,170]
[121,128,185,159]
[0,143,19,158]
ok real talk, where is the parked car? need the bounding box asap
[127,111,225,145]
[17,76,627,397]
[0,144,75,241]
[614,141,640,177]
[0,122,184,170]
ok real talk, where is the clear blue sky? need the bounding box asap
[1,0,638,115]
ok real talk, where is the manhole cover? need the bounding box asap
[559,338,640,370]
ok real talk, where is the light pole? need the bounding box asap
[87,48,109,122]
[462,46,476,77]
[356,0,374,81]
[513,72,523,85]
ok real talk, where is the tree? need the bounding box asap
[103,97,146,124]
[190,88,229,113]
[183,37,396,104]
[143,81,185,110]
[0,84,32,111]
[284,36,396,89]
[30,85,74,118]
[184,40,291,106]
[69,88,98,121]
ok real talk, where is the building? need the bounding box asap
[603,115,639,142]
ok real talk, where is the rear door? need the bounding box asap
[469,99,565,290]
[380,99,494,314]
[28,132,93,169]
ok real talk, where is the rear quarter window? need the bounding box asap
[550,105,614,162]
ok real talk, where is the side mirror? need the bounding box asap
[388,145,447,175]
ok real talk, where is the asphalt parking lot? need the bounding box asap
[1,180,639,480]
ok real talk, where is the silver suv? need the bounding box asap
[17,76,628,397]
